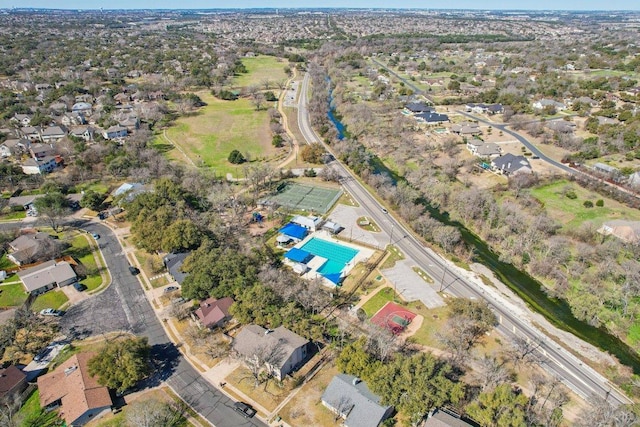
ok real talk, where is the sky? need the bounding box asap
[2,1,639,11]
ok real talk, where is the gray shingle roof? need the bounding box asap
[321,374,392,427]
[233,325,308,371]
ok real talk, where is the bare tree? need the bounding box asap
[126,397,187,427]
[473,353,514,391]
[365,323,402,362]
[330,396,354,421]
[503,336,543,368]
[251,92,266,111]
[261,79,272,90]
[236,341,286,387]
[575,395,636,427]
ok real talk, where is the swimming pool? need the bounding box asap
[299,237,359,275]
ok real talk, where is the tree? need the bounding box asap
[251,92,266,111]
[466,384,529,427]
[300,144,325,164]
[336,337,379,380]
[161,219,203,253]
[228,149,246,164]
[125,397,187,427]
[574,395,637,427]
[88,337,151,393]
[33,192,71,232]
[437,298,497,365]
[368,352,465,424]
[235,340,287,387]
[79,190,105,211]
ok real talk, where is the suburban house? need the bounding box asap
[423,408,475,427]
[20,126,42,142]
[40,126,67,143]
[321,374,394,427]
[29,143,56,160]
[450,123,481,135]
[21,156,60,175]
[12,113,32,126]
[465,103,504,114]
[405,102,435,114]
[61,112,87,126]
[8,232,55,265]
[194,297,234,329]
[415,112,449,123]
[475,143,502,158]
[232,325,310,380]
[532,99,566,111]
[102,125,128,140]
[0,365,27,400]
[38,353,112,426]
[112,182,148,202]
[598,220,640,244]
[597,116,619,126]
[628,171,640,188]
[17,260,77,295]
[163,252,191,285]
[491,153,532,176]
[71,102,93,114]
[465,138,484,154]
[69,125,95,142]
[291,215,323,232]
[0,139,27,157]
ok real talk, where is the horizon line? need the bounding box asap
[3,7,639,12]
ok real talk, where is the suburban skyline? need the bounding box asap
[3,1,640,11]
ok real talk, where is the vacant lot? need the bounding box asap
[233,55,288,88]
[530,180,640,230]
[163,93,282,177]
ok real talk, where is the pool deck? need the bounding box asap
[293,231,375,286]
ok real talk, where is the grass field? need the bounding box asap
[161,93,280,177]
[0,210,26,220]
[0,253,13,269]
[530,180,640,229]
[65,235,104,291]
[361,286,395,317]
[17,389,59,427]
[233,55,288,88]
[0,282,28,307]
[31,289,69,312]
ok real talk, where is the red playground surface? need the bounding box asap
[370,301,417,335]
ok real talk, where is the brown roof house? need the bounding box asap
[38,353,112,426]
[0,365,27,401]
[194,297,234,329]
[7,232,56,265]
[17,260,77,295]
[232,325,310,380]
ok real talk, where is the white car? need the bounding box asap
[40,308,62,317]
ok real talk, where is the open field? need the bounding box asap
[233,55,288,88]
[161,92,282,177]
[32,289,69,312]
[530,180,640,230]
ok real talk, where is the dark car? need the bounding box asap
[73,282,86,291]
[163,286,179,294]
[234,402,257,418]
[129,266,140,275]
[34,347,52,362]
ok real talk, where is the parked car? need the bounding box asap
[40,308,62,317]
[128,266,140,275]
[91,233,100,240]
[163,286,179,294]
[34,347,52,362]
[234,402,256,418]
[381,208,388,214]
[73,282,86,291]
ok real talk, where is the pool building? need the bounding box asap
[283,232,373,287]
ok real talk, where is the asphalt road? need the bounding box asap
[297,73,631,406]
[1,220,266,427]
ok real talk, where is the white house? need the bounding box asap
[291,215,323,232]
[17,260,77,295]
[21,156,59,175]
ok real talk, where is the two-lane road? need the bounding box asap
[296,73,631,406]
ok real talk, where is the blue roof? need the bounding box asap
[279,223,308,240]
[323,272,343,285]
[285,248,313,263]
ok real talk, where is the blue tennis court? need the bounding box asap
[299,237,359,275]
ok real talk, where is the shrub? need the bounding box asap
[272,134,284,147]
[596,199,604,207]
[228,149,246,164]
[565,190,578,199]
[583,200,594,208]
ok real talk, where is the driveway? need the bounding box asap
[59,221,267,427]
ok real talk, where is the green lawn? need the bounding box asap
[361,287,395,317]
[233,55,288,88]
[530,180,640,230]
[31,289,69,312]
[0,282,28,307]
[0,253,14,269]
[162,93,280,177]
[16,389,60,427]
[64,234,104,291]
[0,210,26,220]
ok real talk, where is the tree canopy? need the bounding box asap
[33,192,71,231]
[88,337,151,393]
[466,384,528,427]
